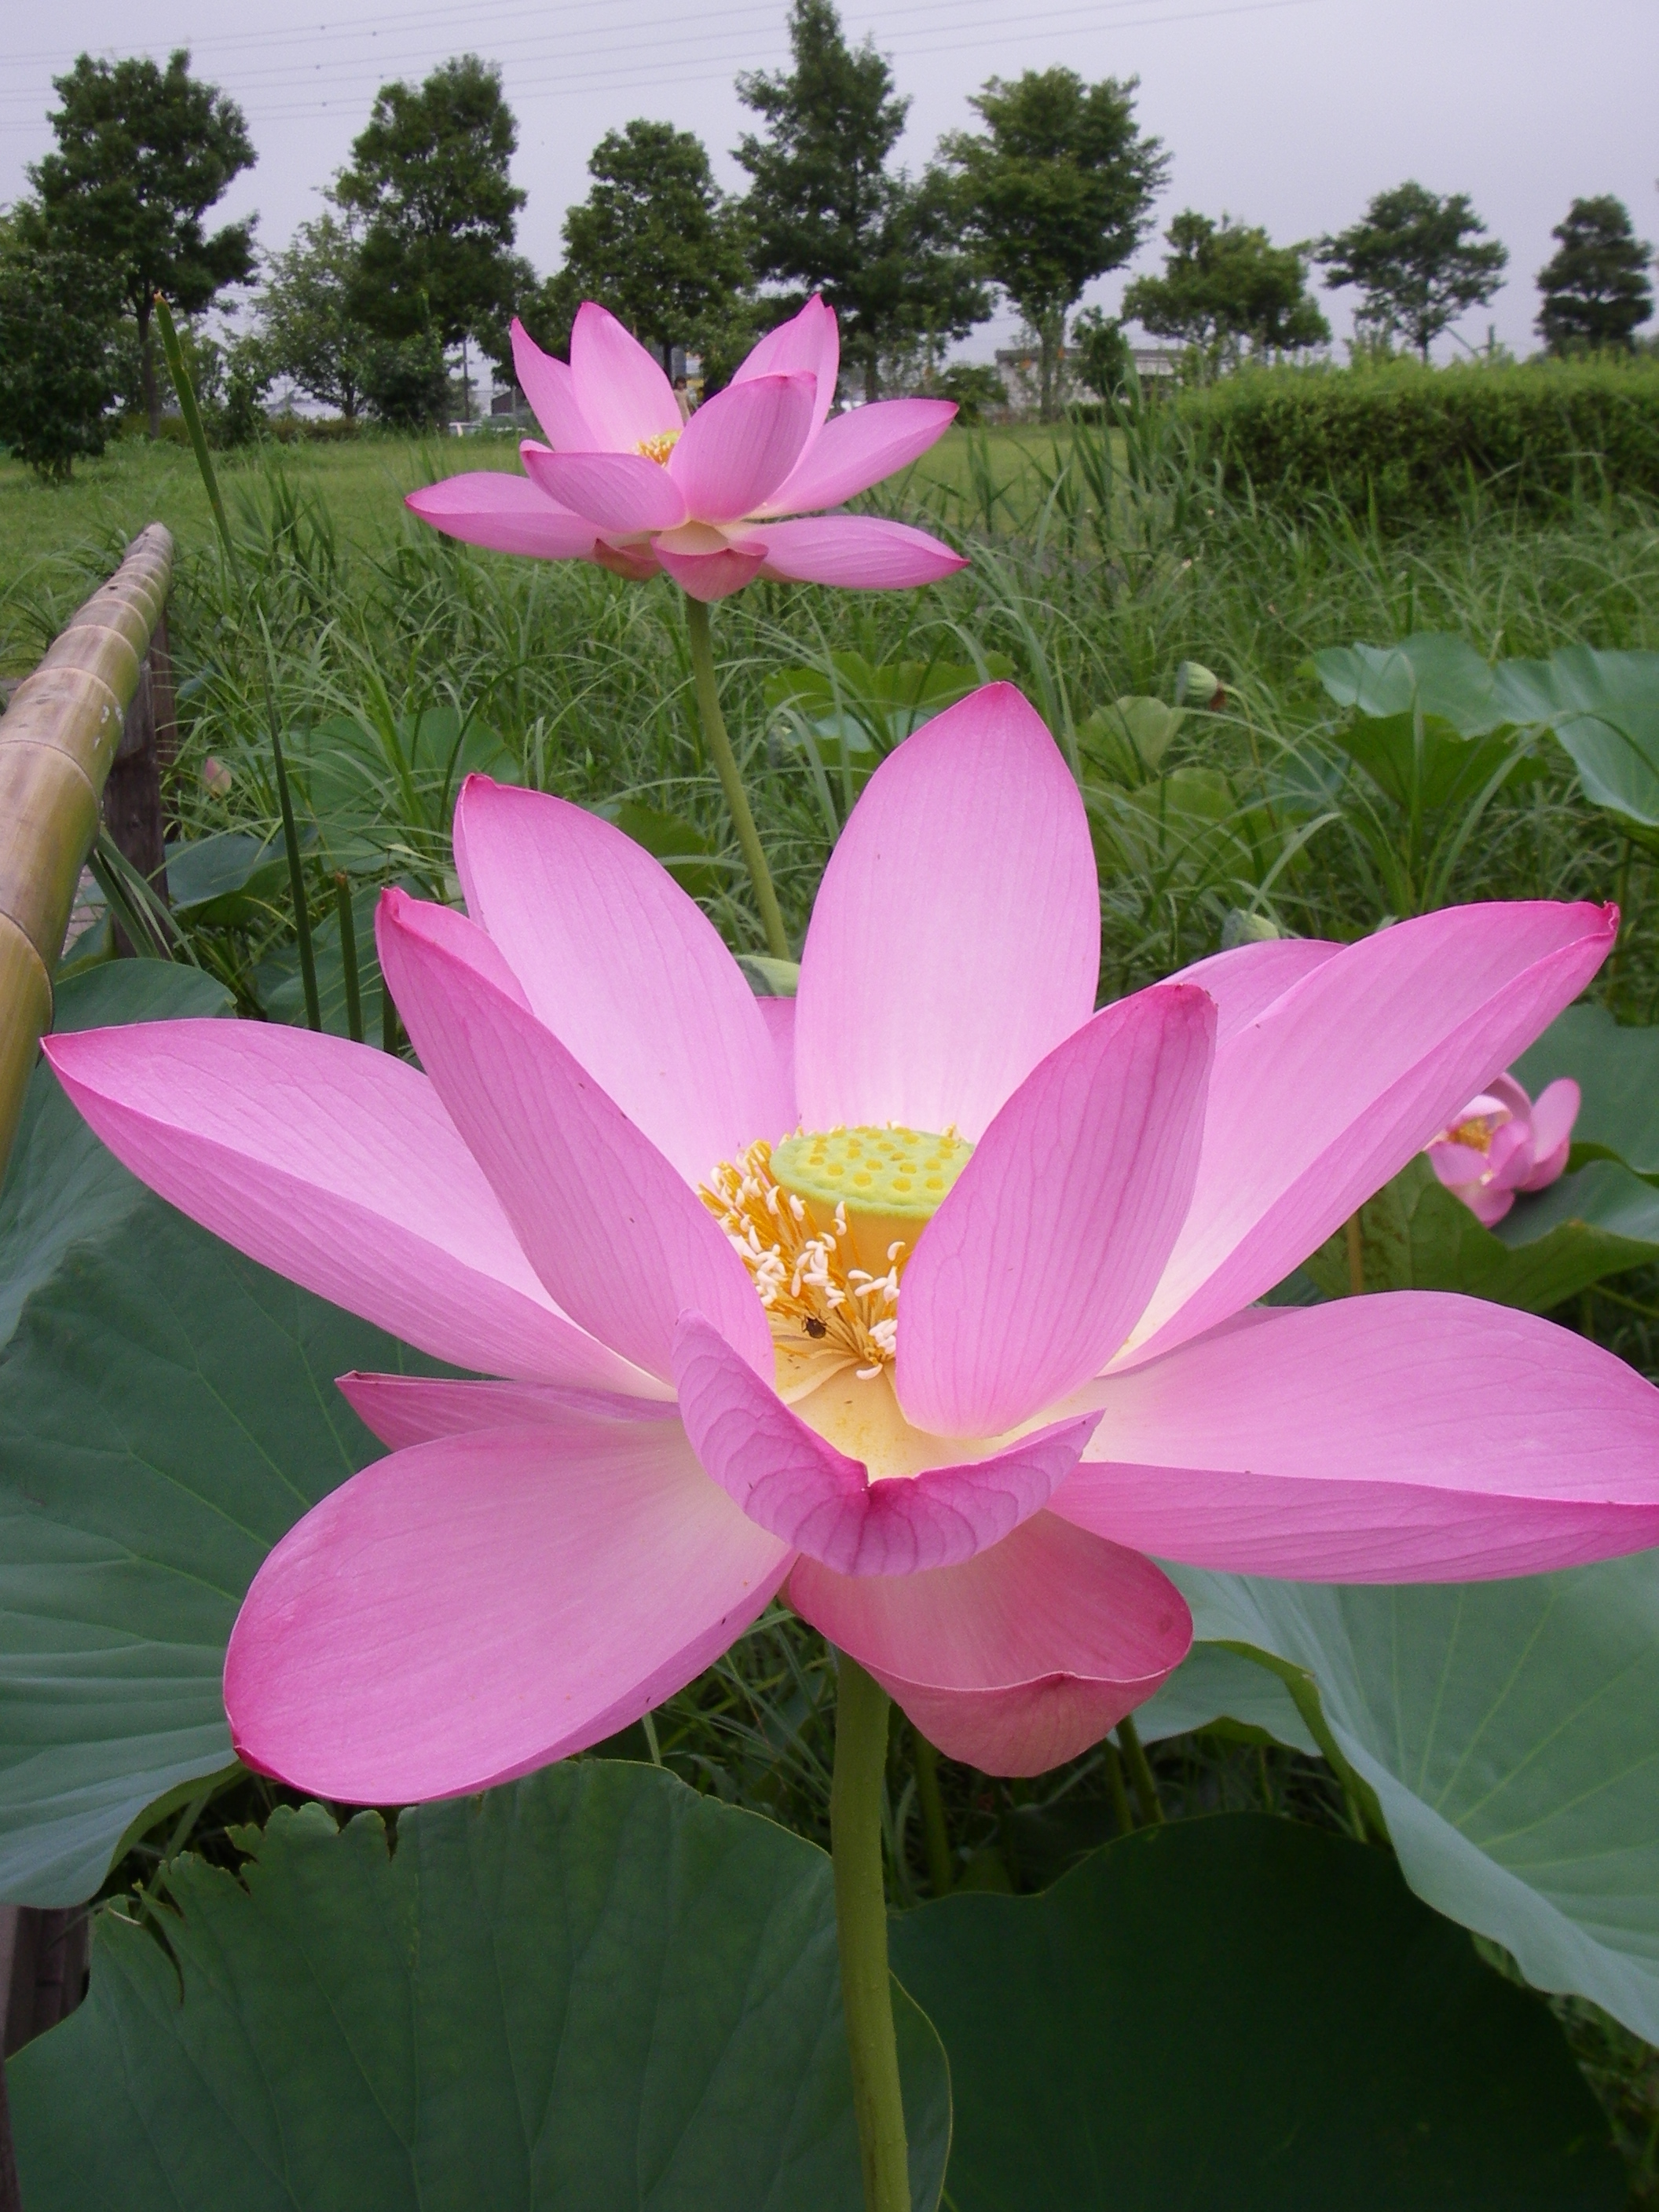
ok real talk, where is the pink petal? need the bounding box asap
[732,296,840,441]
[520,442,687,533]
[567,300,680,451]
[450,780,793,1186]
[1467,1184,1516,1225]
[42,1020,653,1393]
[756,995,799,1124]
[1522,1076,1580,1182]
[668,372,816,523]
[897,983,1214,1437]
[795,682,1099,1141]
[790,1512,1192,1776]
[753,515,966,590]
[225,1420,792,1802]
[377,892,771,1385]
[673,1313,1099,1574]
[404,474,599,562]
[1167,936,1342,1042]
[1426,1138,1490,1191]
[1485,1119,1531,1187]
[758,398,958,518]
[655,540,768,602]
[1124,901,1617,1364]
[336,1371,677,1451]
[510,318,597,449]
[1054,1291,1659,1580]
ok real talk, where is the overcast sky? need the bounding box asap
[3,0,1654,363]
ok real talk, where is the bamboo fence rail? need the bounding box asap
[0,524,174,1178]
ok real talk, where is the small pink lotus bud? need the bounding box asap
[1426,1071,1580,1226]
[202,756,233,798]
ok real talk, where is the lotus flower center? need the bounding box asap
[1443,1108,1507,1155]
[636,430,681,466]
[701,1124,972,1376]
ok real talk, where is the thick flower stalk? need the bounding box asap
[405,297,965,602]
[46,682,1659,1800]
[1428,1071,1580,1224]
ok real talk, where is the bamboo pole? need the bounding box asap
[0,526,173,1177]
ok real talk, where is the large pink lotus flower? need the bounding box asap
[405,297,966,602]
[45,686,1659,1801]
[1427,1072,1580,1225]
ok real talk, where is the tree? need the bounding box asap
[1123,211,1328,368]
[943,68,1167,419]
[735,0,987,402]
[1536,196,1655,353]
[0,214,122,480]
[28,50,255,437]
[550,120,753,372]
[255,214,378,419]
[1071,306,1133,401]
[1315,182,1507,361]
[335,55,529,381]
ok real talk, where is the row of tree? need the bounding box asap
[2,2,1655,480]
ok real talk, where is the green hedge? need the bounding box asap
[1170,356,1659,522]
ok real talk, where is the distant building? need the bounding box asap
[991,342,1181,418]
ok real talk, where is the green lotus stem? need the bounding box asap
[831,1654,910,2212]
[335,872,364,1043]
[1103,1737,1135,1833]
[152,294,242,586]
[1116,1712,1165,1824]
[258,621,320,1033]
[1345,1213,1365,1297]
[912,1727,953,1896]
[683,595,791,963]
[381,988,401,1056]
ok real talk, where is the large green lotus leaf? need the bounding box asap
[1493,646,1659,833]
[0,978,449,1903]
[890,1812,1620,2211]
[1313,633,1506,733]
[9,1763,951,2212]
[1515,1002,1659,1181]
[1331,712,1542,812]
[1162,1563,1659,2044]
[1302,1153,1659,1311]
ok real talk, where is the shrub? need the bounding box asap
[1172,354,1659,522]
[0,230,120,481]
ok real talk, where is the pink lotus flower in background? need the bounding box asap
[1427,1073,1580,1225]
[405,296,966,602]
[45,685,1659,1804]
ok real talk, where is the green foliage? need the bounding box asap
[1517,1005,1659,1179]
[1172,353,1659,523]
[335,55,529,361]
[736,0,985,401]
[362,329,452,429]
[1069,304,1133,401]
[1123,208,1329,367]
[0,217,121,482]
[9,1763,951,2211]
[27,48,255,437]
[1316,180,1508,360]
[548,120,753,373]
[943,68,1167,419]
[1537,196,1656,356]
[254,214,377,420]
[934,362,1007,424]
[892,1814,1621,2208]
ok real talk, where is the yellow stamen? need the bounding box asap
[1445,1111,1501,1155]
[701,1124,971,1371]
[636,430,680,465]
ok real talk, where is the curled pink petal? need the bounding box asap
[796,682,1099,1141]
[225,1421,792,1802]
[1055,1292,1659,1580]
[1467,1183,1516,1226]
[1522,1076,1580,1187]
[1427,1138,1491,1192]
[790,1513,1192,1775]
[898,982,1214,1437]
[42,1020,652,1393]
[568,301,680,451]
[404,474,599,562]
[1126,900,1617,1363]
[521,443,687,533]
[754,515,966,590]
[668,371,816,522]
[732,295,840,441]
[655,539,768,602]
[759,397,958,518]
[1167,936,1342,1042]
[377,890,771,1385]
[673,1313,1098,1575]
[336,1371,677,1451]
[510,319,598,449]
[451,778,792,1185]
